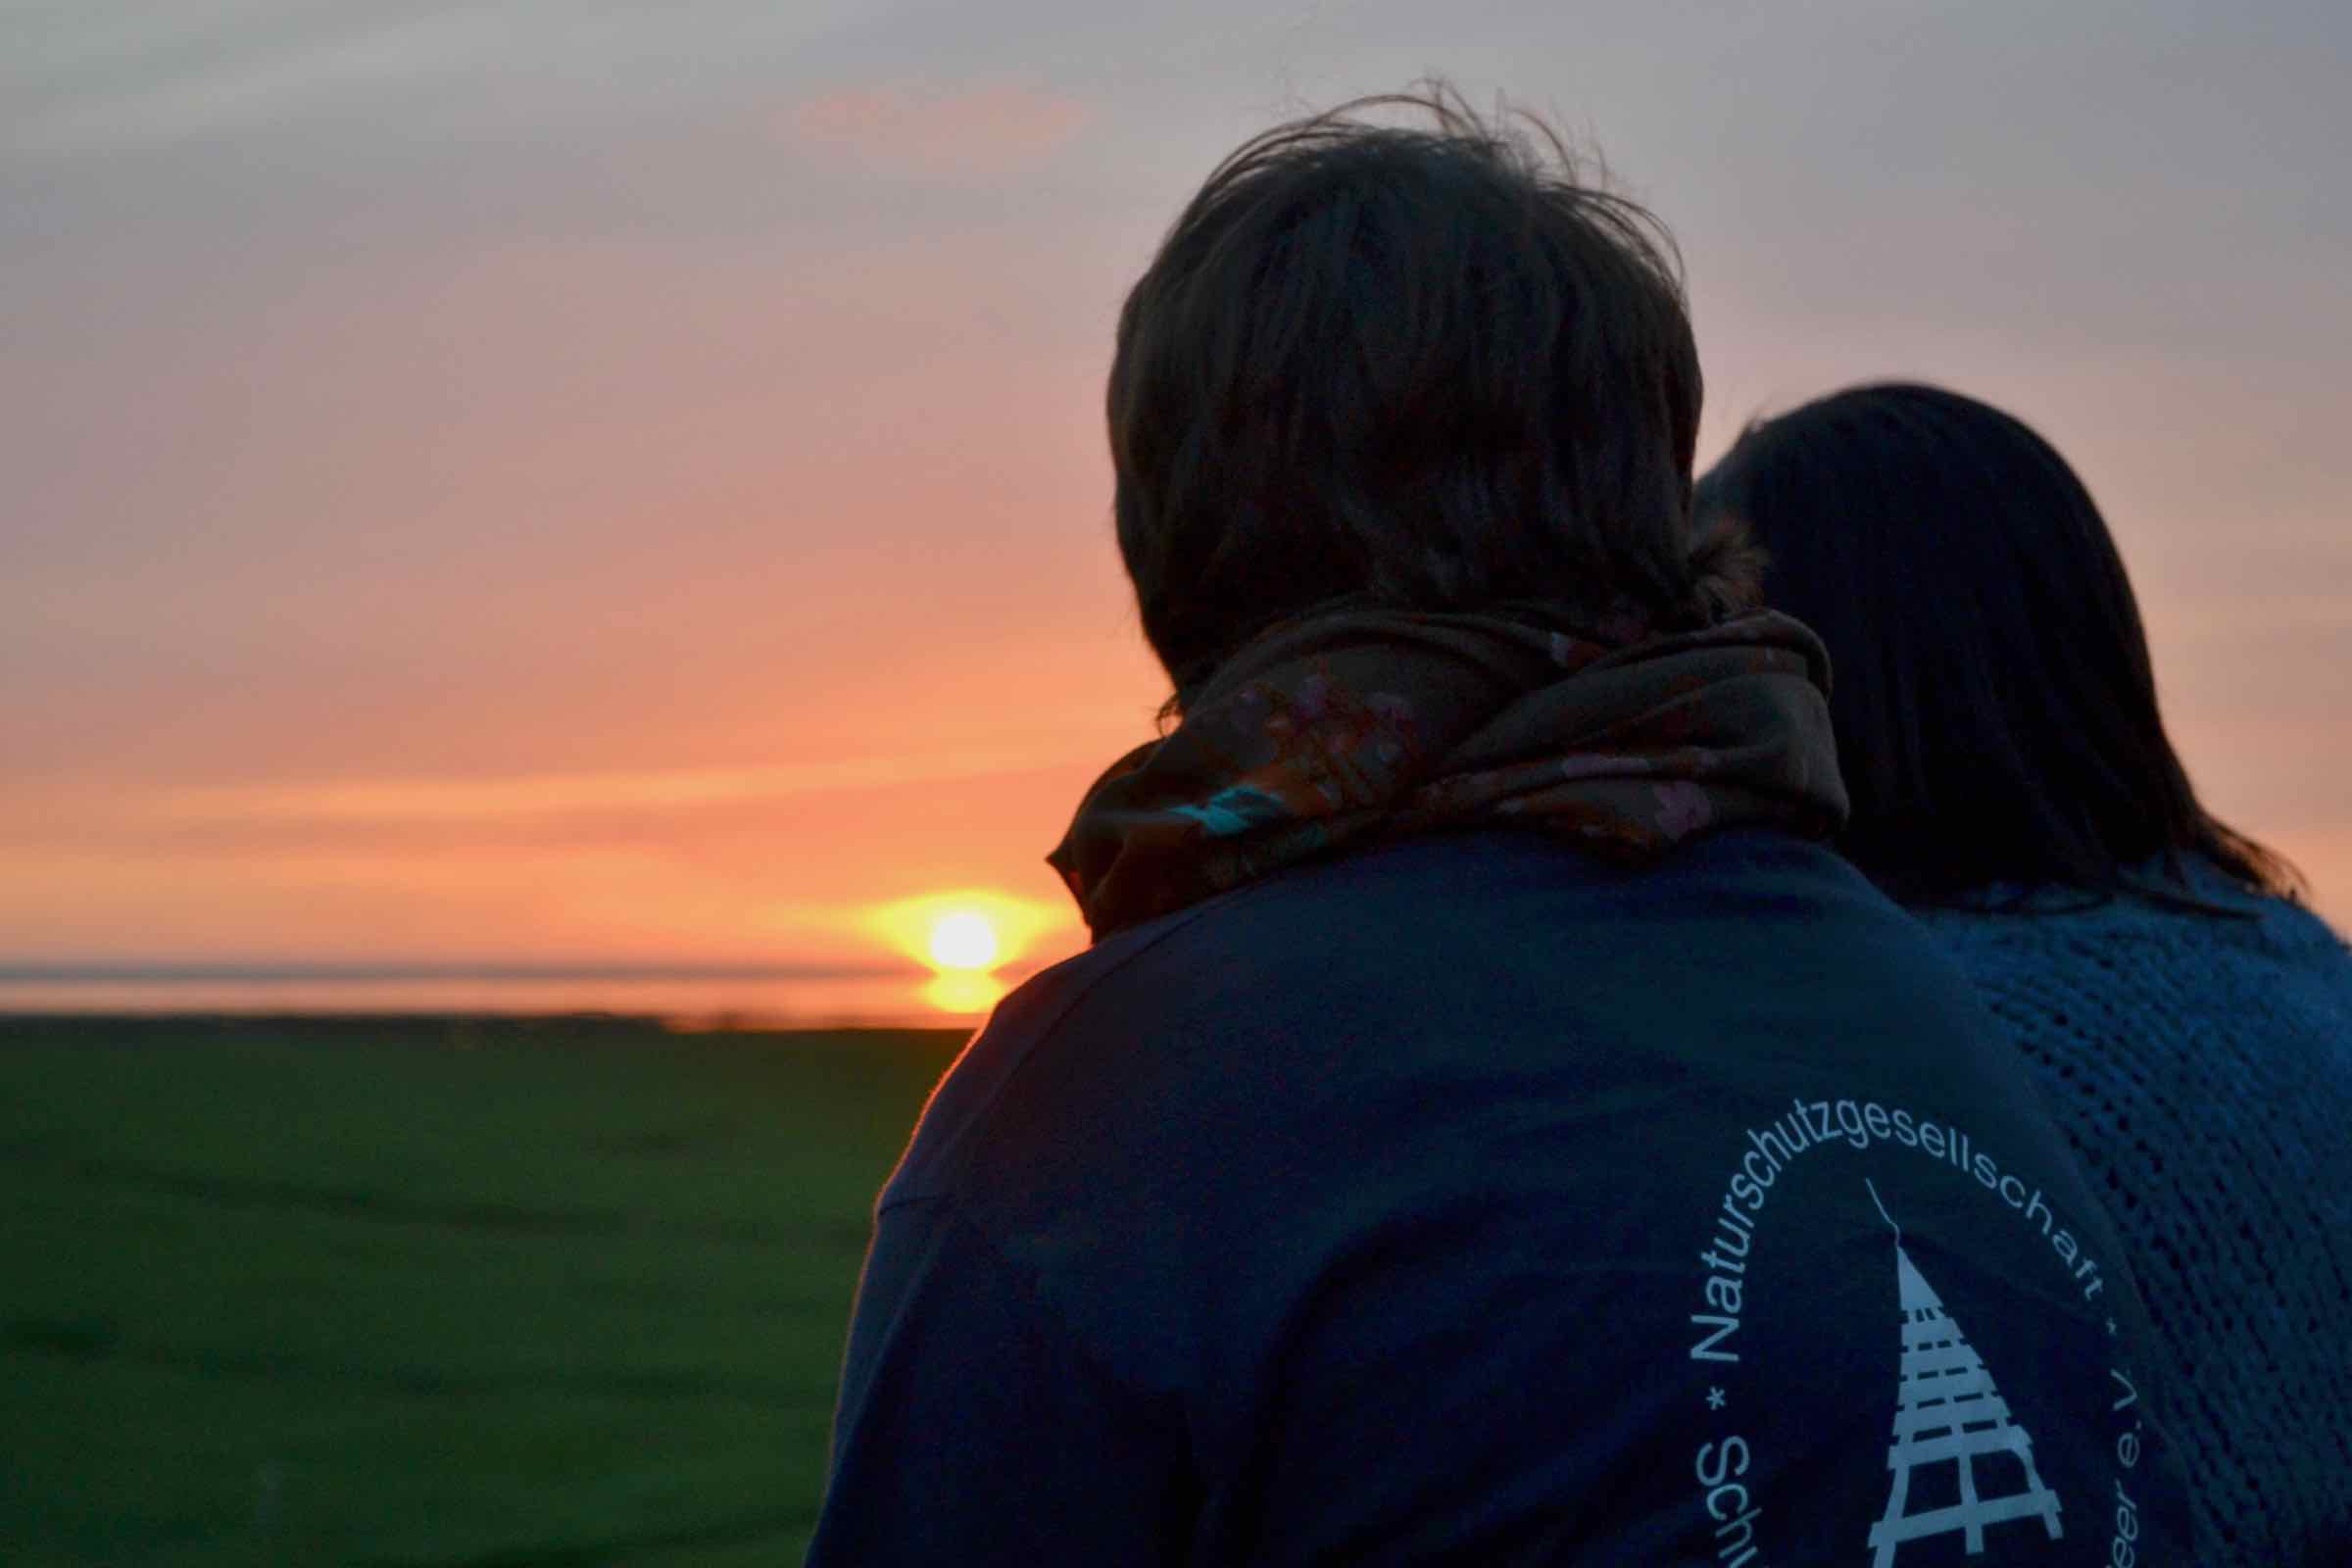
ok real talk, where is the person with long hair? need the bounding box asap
[1698,381,2352,1564]
[808,102,2193,1564]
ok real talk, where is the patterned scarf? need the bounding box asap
[1049,606,1849,941]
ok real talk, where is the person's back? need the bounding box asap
[813,828,2195,1562]
[809,104,2193,1564]
[1699,381,2352,1561]
[1918,866,2352,1561]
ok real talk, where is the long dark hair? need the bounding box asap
[1695,381,2296,906]
[1108,86,1736,707]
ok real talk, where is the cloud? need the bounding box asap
[7,8,512,155]
[142,751,1080,827]
[788,82,1089,177]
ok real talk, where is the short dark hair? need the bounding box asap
[1695,381,2297,905]
[1108,87,1719,703]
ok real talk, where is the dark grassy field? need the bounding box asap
[0,1015,967,1567]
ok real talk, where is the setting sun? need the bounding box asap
[864,889,1073,971]
[859,888,1081,1016]
[927,910,1001,971]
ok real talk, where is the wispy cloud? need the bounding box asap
[788,82,1089,177]
[145,751,1080,826]
[9,8,512,154]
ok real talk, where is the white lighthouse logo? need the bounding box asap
[1864,1181,2066,1564]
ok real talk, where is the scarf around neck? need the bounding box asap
[1048,606,1849,941]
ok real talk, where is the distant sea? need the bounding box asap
[0,963,1025,1029]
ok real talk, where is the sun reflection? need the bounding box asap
[924,969,1008,1015]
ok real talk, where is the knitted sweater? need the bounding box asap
[1917,862,2352,1565]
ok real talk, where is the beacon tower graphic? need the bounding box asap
[1864,1181,2064,1564]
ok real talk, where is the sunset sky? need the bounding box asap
[5,0,2348,990]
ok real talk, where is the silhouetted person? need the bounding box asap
[1699,381,2352,1566]
[808,96,2192,1564]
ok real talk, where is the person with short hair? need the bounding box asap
[1697,381,2352,1565]
[808,98,2192,1565]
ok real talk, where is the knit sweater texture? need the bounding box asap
[1917,862,2352,1565]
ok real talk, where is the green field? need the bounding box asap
[0,1015,966,1567]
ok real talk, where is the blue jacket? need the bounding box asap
[1919,864,2352,1564]
[810,830,2191,1563]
